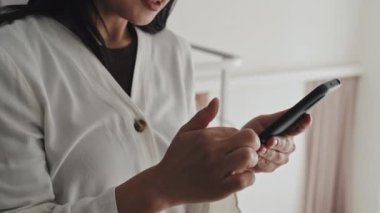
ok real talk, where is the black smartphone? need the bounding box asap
[259,78,341,144]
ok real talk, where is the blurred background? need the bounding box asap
[168,0,380,212]
[1,0,379,212]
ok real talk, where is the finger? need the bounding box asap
[257,147,289,165]
[223,147,258,177]
[266,137,296,154]
[224,129,261,153]
[252,110,289,132]
[180,98,219,132]
[255,158,278,173]
[204,127,240,141]
[284,113,312,136]
[222,168,255,193]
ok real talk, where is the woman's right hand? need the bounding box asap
[154,98,260,206]
[115,98,260,213]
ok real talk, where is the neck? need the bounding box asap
[94,1,133,49]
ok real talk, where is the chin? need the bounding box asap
[127,14,157,26]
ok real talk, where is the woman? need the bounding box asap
[0,0,311,212]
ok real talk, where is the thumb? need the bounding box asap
[180,98,219,132]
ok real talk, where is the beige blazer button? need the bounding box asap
[134,119,147,132]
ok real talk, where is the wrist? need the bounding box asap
[115,165,176,213]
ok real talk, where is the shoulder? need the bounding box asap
[0,16,57,69]
[0,15,90,80]
[0,17,50,79]
[0,16,77,60]
[0,16,50,48]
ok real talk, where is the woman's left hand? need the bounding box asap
[242,110,312,173]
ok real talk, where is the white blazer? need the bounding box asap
[0,17,239,213]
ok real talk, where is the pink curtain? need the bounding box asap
[303,77,359,213]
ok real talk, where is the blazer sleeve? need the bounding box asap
[0,49,118,213]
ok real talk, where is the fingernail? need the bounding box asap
[260,147,267,154]
[251,152,259,164]
[271,138,278,148]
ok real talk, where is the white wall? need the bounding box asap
[169,0,361,72]
[169,0,362,213]
[228,79,307,213]
[350,0,380,212]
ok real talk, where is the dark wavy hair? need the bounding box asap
[0,0,176,65]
